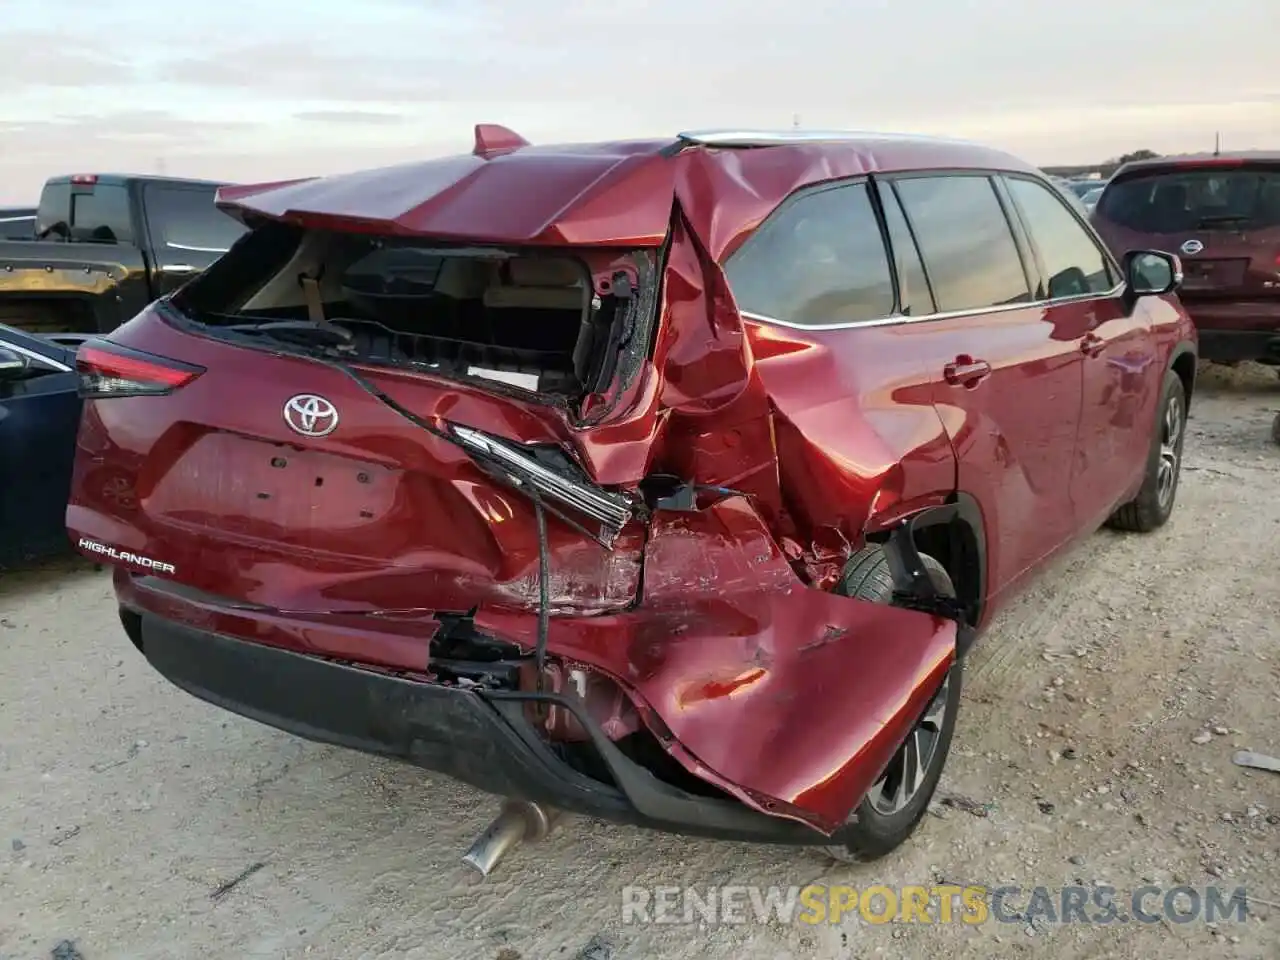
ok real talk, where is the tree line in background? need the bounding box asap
[1043,149,1160,179]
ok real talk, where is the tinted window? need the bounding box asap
[1006,177,1115,298]
[880,185,935,316]
[70,185,133,243]
[1098,166,1280,232]
[725,181,895,326]
[895,176,1031,312]
[145,186,247,256]
[35,182,71,238]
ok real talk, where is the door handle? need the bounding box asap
[1081,333,1105,358]
[943,355,992,387]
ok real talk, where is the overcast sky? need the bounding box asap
[1,0,1275,201]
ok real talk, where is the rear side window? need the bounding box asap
[1098,166,1280,233]
[70,184,133,243]
[144,185,247,257]
[725,181,895,326]
[894,176,1031,313]
[1005,177,1116,298]
[35,182,71,238]
[880,184,935,316]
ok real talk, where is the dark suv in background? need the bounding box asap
[1091,153,1280,371]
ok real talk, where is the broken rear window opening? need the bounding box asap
[168,221,659,416]
[1099,165,1280,233]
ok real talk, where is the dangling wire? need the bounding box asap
[532,490,551,696]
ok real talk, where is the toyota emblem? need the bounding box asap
[1180,239,1204,256]
[283,394,339,437]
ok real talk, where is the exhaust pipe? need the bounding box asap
[461,800,561,877]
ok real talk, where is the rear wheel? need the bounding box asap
[823,546,962,864]
[1107,369,1186,533]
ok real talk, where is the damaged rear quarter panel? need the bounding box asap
[476,497,957,834]
[474,147,969,831]
[652,147,960,573]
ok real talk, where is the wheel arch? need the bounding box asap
[866,492,988,636]
[1169,340,1197,411]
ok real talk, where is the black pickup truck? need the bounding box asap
[0,174,245,334]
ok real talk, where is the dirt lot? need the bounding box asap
[2,364,1278,960]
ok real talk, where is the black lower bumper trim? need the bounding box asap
[134,613,828,844]
[1195,329,1280,363]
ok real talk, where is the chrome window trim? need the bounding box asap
[0,338,73,372]
[739,282,1127,332]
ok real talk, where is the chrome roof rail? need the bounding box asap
[675,129,978,148]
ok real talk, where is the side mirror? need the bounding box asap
[1125,250,1182,296]
[0,346,30,379]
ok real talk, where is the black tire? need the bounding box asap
[1107,369,1187,533]
[1271,412,1280,446]
[823,546,962,864]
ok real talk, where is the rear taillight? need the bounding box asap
[76,339,204,398]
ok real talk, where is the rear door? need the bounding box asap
[886,172,1085,602]
[140,183,248,295]
[1095,161,1280,321]
[1001,174,1151,529]
[719,177,955,562]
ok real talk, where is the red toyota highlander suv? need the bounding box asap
[66,125,1197,872]
[1091,152,1280,371]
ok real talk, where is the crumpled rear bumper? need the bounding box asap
[474,496,958,834]
[120,495,959,838]
[128,610,827,844]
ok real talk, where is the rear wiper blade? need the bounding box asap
[225,319,354,348]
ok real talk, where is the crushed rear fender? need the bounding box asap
[476,496,957,835]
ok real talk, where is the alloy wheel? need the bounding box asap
[867,676,951,816]
[1156,392,1184,510]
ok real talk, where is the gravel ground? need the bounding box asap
[2,363,1278,960]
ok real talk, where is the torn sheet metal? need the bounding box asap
[476,496,957,834]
